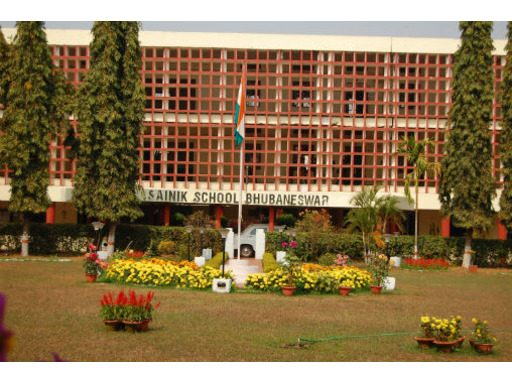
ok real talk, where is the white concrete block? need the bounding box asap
[390,256,402,268]
[97,251,109,260]
[194,256,205,267]
[276,251,287,263]
[384,277,396,290]
[212,278,232,293]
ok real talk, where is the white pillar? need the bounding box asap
[225,228,234,259]
[255,229,265,260]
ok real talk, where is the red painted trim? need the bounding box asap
[46,203,56,224]
[498,219,507,240]
[269,206,275,232]
[441,217,450,238]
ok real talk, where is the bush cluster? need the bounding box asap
[104,258,233,289]
[245,265,372,294]
[262,252,278,272]
[0,223,510,268]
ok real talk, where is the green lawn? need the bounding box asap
[1,257,511,362]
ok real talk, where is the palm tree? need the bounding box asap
[395,136,441,258]
[346,185,404,258]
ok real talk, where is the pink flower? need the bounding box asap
[290,241,297,248]
[281,242,288,248]
[88,243,97,251]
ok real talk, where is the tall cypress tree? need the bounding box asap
[0,27,11,108]
[499,22,512,234]
[439,21,496,268]
[0,22,71,256]
[73,22,145,254]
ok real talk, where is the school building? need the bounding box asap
[0,27,509,239]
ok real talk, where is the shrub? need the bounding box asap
[105,258,233,289]
[317,253,336,266]
[276,213,296,228]
[401,257,450,270]
[204,251,230,269]
[262,252,278,272]
[157,240,176,255]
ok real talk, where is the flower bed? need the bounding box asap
[104,258,233,289]
[245,265,372,294]
[401,257,450,270]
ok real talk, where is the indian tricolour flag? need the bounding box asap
[234,70,245,148]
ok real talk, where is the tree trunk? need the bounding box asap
[414,177,419,259]
[462,228,473,269]
[107,222,117,256]
[21,215,30,257]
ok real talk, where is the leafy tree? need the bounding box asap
[345,185,404,258]
[0,27,11,108]
[499,22,512,233]
[73,22,145,255]
[0,22,71,256]
[395,136,440,257]
[439,21,496,268]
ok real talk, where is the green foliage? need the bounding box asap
[0,22,71,217]
[220,215,228,228]
[73,22,145,223]
[317,252,336,266]
[204,251,229,269]
[171,212,185,226]
[145,239,160,259]
[0,27,11,108]
[439,21,496,232]
[499,22,512,231]
[262,252,278,272]
[157,240,176,255]
[345,185,404,256]
[276,213,296,228]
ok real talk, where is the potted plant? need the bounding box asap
[338,279,355,296]
[280,251,300,296]
[432,316,462,353]
[83,243,102,282]
[100,290,127,331]
[470,318,497,354]
[366,254,390,294]
[414,316,436,349]
[140,291,160,332]
[123,289,144,332]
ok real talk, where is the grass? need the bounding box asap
[1,256,511,362]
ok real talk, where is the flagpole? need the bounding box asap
[237,143,243,260]
[237,63,246,261]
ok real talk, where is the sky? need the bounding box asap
[0,20,509,39]
[1,1,510,40]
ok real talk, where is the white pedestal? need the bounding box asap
[390,256,401,268]
[97,251,109,260]
[255,229,265,260]
[194,256,205,267]
[212,278,232,293]
[384,277,396,290]
[276,251,287,263]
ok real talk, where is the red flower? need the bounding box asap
[88,243,97,251]
[91,253,98,260]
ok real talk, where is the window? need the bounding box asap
[247,80,260,107]
[292,81,310,108]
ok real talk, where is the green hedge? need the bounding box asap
[204,251,230,269]
[262,252,278,272]
[0,222,510,267]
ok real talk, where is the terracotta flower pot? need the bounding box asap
[414,336,436,349]
[281,286,296,296]
[433,339,459,353]
[123,320,143,333]
[338,286,352,296]
[454,336,465,348]
[85,274,97,282]
[370,285,383,294]
[470,339,494,354]
[139,319,151,332]
[103,319,123,332]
